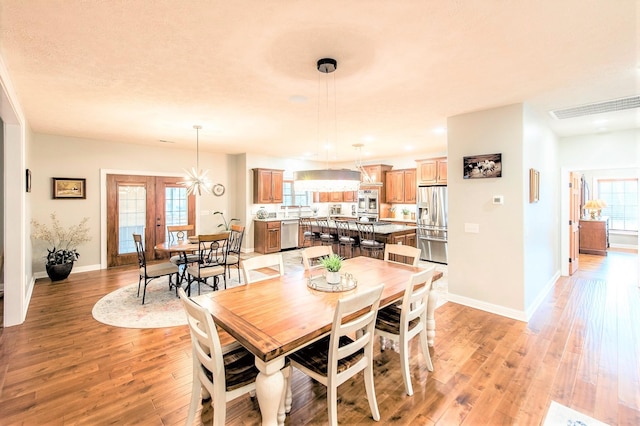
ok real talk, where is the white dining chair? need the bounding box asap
[241,253,285,284]
[375,267,435,396]
[301,245,333,270]
[383,244,422,266]
[289,284,384,426]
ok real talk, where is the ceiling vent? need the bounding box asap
[550,95,640,119]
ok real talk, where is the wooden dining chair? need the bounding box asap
[289,284,384,426]
[384,244,422,266]
[185,232,229,295]
[301,245,333,270]
[133,233,179,304]
[241,253,285,284]
[167,224,199,279]
[178,287,259,425]
[375,267,435,396]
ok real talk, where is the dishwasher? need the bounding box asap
[280,220,299,250]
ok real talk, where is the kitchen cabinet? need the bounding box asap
[343,191,357,202]
[385,168,416,203]
[254,220,281,254]
[579,218,609,255]
[329,192,343,202]
[253,168,284,204]
[360,164,392,183]
[417,158,447,185]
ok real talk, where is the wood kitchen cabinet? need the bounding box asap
[343,191,357,202]
[253,168,284,204]
[417,158,447,185]
[254,220,281,254]
[385,168,416,203]
[360,164,392,204]
[579,218,609,255]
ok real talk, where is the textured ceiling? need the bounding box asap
[0,1,638,162]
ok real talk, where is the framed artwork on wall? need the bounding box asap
[52,177,86,199]
[463,153,502,179]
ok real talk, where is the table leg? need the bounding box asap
[254,357,286,426]
[426,287,438,347]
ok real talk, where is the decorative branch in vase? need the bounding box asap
[31,212,91,281]
[212,211,240,231]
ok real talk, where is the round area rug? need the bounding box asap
[91,276,233,329]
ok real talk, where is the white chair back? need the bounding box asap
[383,244,422,266]
[301,245,333,270]
[241,253,285,284]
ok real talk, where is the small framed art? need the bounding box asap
[52,177,86,199]
[529,168,540,203]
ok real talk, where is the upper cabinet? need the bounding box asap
[360,164,392,183]
[253,168,284,204]
[417,157,447,185]
[385,168,416,203]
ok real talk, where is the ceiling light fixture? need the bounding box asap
[293,58,361,193]
[181,125,212,196]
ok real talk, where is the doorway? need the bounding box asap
[106,174,195,267]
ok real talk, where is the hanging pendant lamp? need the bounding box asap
[182,125,212,196]
[293,58,361,192]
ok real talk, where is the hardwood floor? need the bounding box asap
[0,250,638,425]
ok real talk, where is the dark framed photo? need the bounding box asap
[52,177,86,199]
[463,153,502,179]
[26,169,31,193]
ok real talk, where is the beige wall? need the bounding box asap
[446,103,560,320]
[30,133,237,274]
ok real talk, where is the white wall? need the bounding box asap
[30,133,236,274]
[446,103,560,320]
[522,105,561,316]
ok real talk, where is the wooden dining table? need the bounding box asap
[193,256,443,426]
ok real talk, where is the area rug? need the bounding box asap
[91,275,243,329]
[543,401,609,426]
[91,250,449,329]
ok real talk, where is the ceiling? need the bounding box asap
[0,1,638,163]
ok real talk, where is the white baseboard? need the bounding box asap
[33,263,102,280]
[610,243,638,250]
[446,293,528,322]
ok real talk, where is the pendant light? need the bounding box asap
[182,125,212,196]
[293,58,361,192]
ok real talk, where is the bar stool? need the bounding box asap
[316,218,337,249]
[299,217,318,247]
[356,221,385,259]
[335,219,358,258]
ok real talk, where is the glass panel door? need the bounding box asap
[118,185,147,254]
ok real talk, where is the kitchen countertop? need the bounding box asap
[252,217,416,235]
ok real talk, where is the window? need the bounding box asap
[597,178,638,231]
[283,180,311,207]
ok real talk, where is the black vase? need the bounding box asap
[46,262,74,282]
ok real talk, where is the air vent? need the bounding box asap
[550,95,640,119]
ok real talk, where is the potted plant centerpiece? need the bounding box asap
[402,208,411,220]
[319,253,343,284]
[31,213,91,281]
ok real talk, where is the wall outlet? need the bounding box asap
[493,195,504,205]
[464,223,480,233]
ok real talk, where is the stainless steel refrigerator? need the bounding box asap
[416,186,448,264]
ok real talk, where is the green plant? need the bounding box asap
[31,213,91,265]
[212,211,240,230]
[389,206,397,213]
[318,253,343,272]
[401,208,411,215]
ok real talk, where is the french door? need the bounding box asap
[106,174,195,267]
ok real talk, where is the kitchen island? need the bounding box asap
[254,218,417,256]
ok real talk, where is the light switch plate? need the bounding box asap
[464,223,480,233]
[493,195,504,205]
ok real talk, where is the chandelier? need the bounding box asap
[293,58,361,192]
[181,125,212,196]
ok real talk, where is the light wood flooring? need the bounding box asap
[0,250,638,425]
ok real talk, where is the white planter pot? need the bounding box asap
[326,271,341,284]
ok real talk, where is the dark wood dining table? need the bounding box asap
[193,256,443,426]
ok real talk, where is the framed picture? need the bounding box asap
[463,153,502,179]
[52,177,86,199]
[26,169,31,193]
[529,168,540,203]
